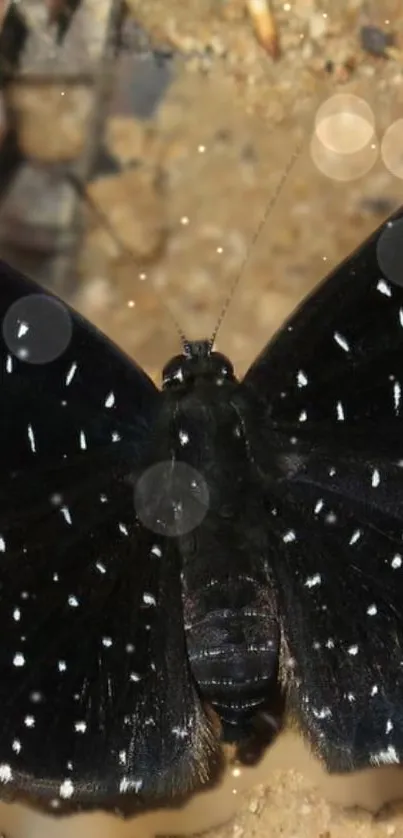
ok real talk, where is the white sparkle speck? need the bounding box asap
[119,522,129,536]
[348,644,359,656]
[68,595,79,607]
[367,603,377,616]
[179,429,189,445]
[96,562,106,574]
[391,554,402,569]
[314,499,324,514]
[12,739,21,754]
[151,545,162,557]
[386,719,394,734]
[0,536,5,552]
[24,715,35,728]
[105,392,115,408]
[371,684,379,696]
[298,410,307,422]
[283,530,296,543]
[79,430,87,450]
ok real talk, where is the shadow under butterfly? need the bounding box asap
[0,206,403,816]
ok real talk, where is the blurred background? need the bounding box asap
[0,1,403,837]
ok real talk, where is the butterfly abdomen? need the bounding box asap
[166,375,280,741]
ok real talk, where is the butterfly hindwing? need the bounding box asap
[0,261,217,815]
[241,205,403,771]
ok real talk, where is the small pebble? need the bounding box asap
[360,25,394,57]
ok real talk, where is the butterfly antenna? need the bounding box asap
[209,138,304,350]
[67,173,189,351]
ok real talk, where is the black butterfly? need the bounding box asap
[1,204,403,817]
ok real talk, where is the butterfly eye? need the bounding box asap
[162,356,188,388]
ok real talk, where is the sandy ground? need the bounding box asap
[2,0,403,836]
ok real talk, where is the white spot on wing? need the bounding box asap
[336,401,345,421]
[74,721,87,733]
[105,392,115,408]
[13,653,25,667]
[371,469,380,487]
[394,381,401,415]
[60,506,72,525]
[0,764,12,783]
[305,574,322,588]
[68,596,79,607]
[334,331,350,352]
[65,363,77,386]
[349,529,362,545]
[370,745,399,766]
[60,780,74,799]
[376,279,392,297]
[27,424,36,453]
[143,593,156,606]
[119,777,143,794]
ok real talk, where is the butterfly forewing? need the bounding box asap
[0,261,216,814]
[242,204,403,770]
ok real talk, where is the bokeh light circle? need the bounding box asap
[3,294,73,364]
[135,460,210,537]
[381,119,403,180]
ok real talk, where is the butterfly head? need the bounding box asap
[162,339,236,391]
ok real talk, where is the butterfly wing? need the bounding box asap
[241,205,403,771]
[0,261,216,815]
